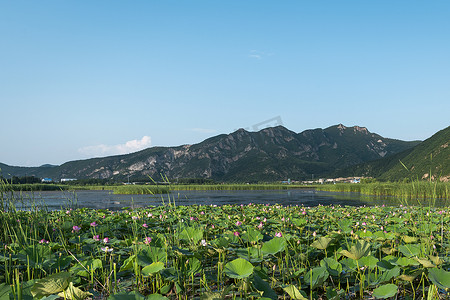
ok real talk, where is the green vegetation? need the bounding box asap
[0,190,448,299]
[0,183,312,195]
[317,182,450,200]
[169,184,300,191]
[0,183,70,192]
[113,185,170,195]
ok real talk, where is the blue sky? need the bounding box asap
[1,1,449,167]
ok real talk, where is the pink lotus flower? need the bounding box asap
[142,223,148,228]
[275,232,283,238]
[93,235,100,241]
[103,237,109,244]
[258,222,263,229]
[90,222,97,227]
[39,239,49,244]
[234,231,240,236]
[72,226,81,232]
[236,221,242,226]
[144,237,152,244]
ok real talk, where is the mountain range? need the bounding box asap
[3,123,441,182]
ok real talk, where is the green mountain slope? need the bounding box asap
[339,126,449,181]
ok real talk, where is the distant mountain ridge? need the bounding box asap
[0,124,422,182]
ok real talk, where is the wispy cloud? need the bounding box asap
[248,50,273,60]
[78,136,151,157]
[188,128,217,134]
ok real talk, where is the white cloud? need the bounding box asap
[78,136,151,157]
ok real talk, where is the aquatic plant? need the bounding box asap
[0,176,449,299]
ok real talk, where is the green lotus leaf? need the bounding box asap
[398,244,421,257]
[320,258,342,277]
[372,284,398,299]
[138,247,167,266]
[119,254,136,272]
[311,236,333,250]
[398,270,422,282]
[292,218,307,227]
[428,268,450,289]
[304,266,329,290]
[376,259,395,271]
[224,258,254,279]
[370,266,401,286]
[242,227,263,243]
[355,230,373,238]
[0,283,11,299]
[414,257,435,268]
[31,272,71,298]
[261,238,286,256]
[359,255,379,269]
[393,257,419,267]
[373,231,395,241]
[337,219,352,233]
[282,285,308,300]
[236,247,262,263]
[142,261,165,276]
[401,236,418,244]
[326,287,345,300]
[179,226,204,244]
[251,274,277,300]
[147,294,170,300]
[185,257,201,276]
[381,247,396,255]
[107,291,148,299]
[58,282,92,300]
[428,255,443,266]
[339,240,371,260]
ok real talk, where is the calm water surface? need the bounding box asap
[7,189,375,211]
[8,189,446,211]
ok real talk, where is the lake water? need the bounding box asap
[6,189,446,211]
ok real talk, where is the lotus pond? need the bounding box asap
[0,199,449,299]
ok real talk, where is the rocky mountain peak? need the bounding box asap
[353,126,368,134]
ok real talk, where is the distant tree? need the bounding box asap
[175,178,216,184]
[10,176,40,184]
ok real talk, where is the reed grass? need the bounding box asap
[112,185,170,195]
[317,181,449,200]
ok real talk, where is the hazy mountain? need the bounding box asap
[1,124,421,182]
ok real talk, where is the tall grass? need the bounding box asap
[317,181,449,200]
[112,185,170,195]
[169,183,300,191]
